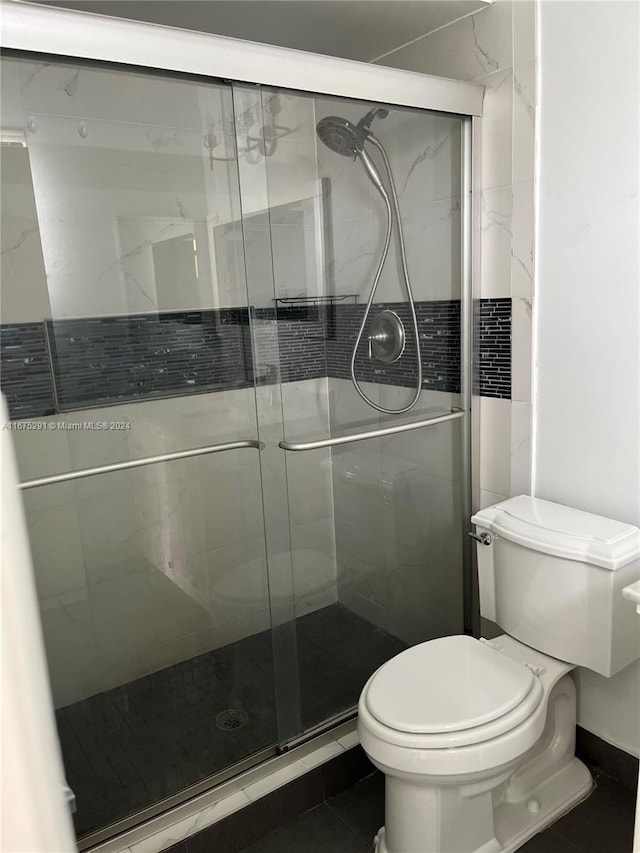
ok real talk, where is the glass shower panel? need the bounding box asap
[0,56,281,841]
[237,87,465,735]
[2,56,257,477]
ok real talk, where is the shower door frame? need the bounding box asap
[1,0,483,844]
[1,2,483,114]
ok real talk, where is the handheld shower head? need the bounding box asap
[315,107,422,415]
[315,108,389,159]
[316,115,387,198]
[315,116,366,158]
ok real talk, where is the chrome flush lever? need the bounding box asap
[468,531,492,545]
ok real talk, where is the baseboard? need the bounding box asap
[164,745,374,853]
[575,725,639,792]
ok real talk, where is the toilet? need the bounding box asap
[357,495,640,853]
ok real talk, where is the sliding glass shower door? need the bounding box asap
[233,85,468,739]
[0,55,284,843]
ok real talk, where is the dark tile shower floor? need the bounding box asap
[56,603,406,839]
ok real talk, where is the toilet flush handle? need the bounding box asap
[469,531,492,545]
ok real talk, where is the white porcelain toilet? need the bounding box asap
[358,495,640,853]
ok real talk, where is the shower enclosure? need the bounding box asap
[0,3,482,846]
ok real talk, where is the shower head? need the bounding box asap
[316,107,389,158]
[316,113,388,194]
[316,116,366,158]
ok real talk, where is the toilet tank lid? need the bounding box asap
[471,496,640,570]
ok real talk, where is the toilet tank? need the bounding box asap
[471,496,640,677]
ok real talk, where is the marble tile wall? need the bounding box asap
[0,62,324,325]
[315,100,463,305]
[0,144,52,324]
[375,0,537,509]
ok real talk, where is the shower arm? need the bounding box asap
[349,134,423,415]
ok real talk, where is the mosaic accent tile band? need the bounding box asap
[0,300,511,419]
[47,309,254,411]
[0,322,56,419]
[257,305,327,385]
[474,298,512,399]
[325,300,461,394]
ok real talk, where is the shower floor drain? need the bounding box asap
[216,708,249,731]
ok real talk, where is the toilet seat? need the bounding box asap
[362,635,545,750]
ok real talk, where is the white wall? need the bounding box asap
[535,0,640,756]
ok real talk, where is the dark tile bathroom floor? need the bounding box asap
[239,767,637,853]
[56,603,406,839]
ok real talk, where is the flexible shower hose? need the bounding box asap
[350,134,422,415]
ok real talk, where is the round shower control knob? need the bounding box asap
[368,310,406,363]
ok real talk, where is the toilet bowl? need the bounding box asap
[358,496,640,853]
[358,634,591,853]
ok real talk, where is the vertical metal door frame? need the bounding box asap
[461,114,483,638]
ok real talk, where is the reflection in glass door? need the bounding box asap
[0,56,283,842]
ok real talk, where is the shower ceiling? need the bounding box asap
[27,0,491,62]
